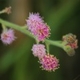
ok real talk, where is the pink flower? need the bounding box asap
[26,13,43,31]
[1,29,16,45]
[31,44,46,58]
[39,54,59,72]
[35,23,50,41]
[26,13,50,41]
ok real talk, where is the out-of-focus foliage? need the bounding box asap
[0,0,80,80]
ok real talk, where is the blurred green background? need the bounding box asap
[0,0,80,80]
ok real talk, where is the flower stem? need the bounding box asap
[45,42,50,53]
[0,18,34,38]
[2,24,7,31]
[0,11,5,14]
[0,18,63,49]
[45,40,63,48]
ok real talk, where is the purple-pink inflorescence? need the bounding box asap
[32,44,46,59]
[1,29,16,44]
[26,13,50,41]
[39,54,59,71]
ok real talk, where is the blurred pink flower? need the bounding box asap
[1,29,16,45]
[26,13,50,41]
[39,54,59,72]
[31,44,46,58]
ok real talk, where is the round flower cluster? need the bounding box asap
[31,44,59,71]
[32,44,46,59]
[39,54,59,71]
[26,13,50,41]
[1,29,16,45]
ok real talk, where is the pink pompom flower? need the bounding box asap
[26,13,44,31]
[39,54,59,72]
[31,44,46,59]
[35,23,50,41]
[1,29,16,45]
[26,13,50,41]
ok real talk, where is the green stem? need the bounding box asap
[0,11,4,14]
[2,24,7,31]
[0,18,63,48]
[0,18,34,38]
[0,9,6,14]
[45,39,63,48]
[45,42,50,53]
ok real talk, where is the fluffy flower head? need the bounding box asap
[26,13,43,31]
[39,54,59,72]
[31,44,46,58]
[35,23,50,41]
[1,29,16,44]
[26,13,50,41]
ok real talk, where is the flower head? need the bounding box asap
[26,13,43,31]
[39,54,59,72]
[62,33,78,49]
[31,44,46,58]
[35,23,50,41]
[1,29,16,45]
[26,13,50,41]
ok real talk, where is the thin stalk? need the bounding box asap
[0,19,34,38]
[0,11,5,14]
[45,39,63,48]
[45,42,50,53]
